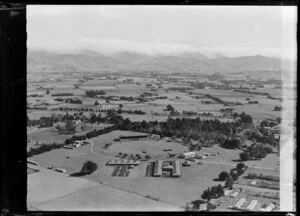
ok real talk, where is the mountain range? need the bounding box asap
[27,49,286,75]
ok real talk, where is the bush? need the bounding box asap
[236,162,245,170]
[218,171,230,181]
[221,138,241,149]
[230,170,239,181]
[236,168,244,176]
[225,177,234,188]
[240,152,250,161]
[80,160,98,175]
[85,90,106,98]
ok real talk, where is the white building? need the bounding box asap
[234,198,246,209]
[195,155,206,159]
[180,152,196,159]
[246,200,258,211]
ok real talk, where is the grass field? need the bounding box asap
[108,139,187,158]
[27,165,99,204]
[28,165,180,211]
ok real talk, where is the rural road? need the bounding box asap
[89,141,116,160]
[200,160,277,171]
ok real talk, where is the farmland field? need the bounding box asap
[28,165,180,211]
[27,68,292,211]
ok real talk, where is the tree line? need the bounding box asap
[239,142,273,161]
[85,90,106,98]
[51,93,74,97]
[54,98,83,104]
[27,106,47,110]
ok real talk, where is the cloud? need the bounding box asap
[28,37,284,58]
[77,38,283,58]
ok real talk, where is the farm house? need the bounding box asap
[106,160,140,166]
[153,160,163,177]
[172,160,181,177]
[152,160,181,177]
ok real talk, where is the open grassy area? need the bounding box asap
[28,165,180,211]
[108,139,187,158]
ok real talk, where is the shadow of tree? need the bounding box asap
[69,172,85,177]
[213,178,224,182]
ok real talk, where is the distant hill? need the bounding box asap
[27,49,285,75]
[210,55,282,72]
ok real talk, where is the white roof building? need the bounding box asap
[246,200,258,211]
[234,198,246,209]
[180,152,196,158]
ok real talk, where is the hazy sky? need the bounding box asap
[27,6,297,59]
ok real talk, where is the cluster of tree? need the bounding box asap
[191,83,205,89]
[233,89,269,96]
[183,111,198,116]
[55,120,76,134]
[52,106,147,117]
[204,94,225,104]
[201,184,225,201]
[260,120,278,128]
[199,112,214,117]
[239,143,273,161]
[118,115,244,143]
[96,95,149,103]
[221,138,241,149]
[247,131,277,146]
[168,87,193,91]
[201,100,214,104]
[166,104,175,111]
[117,109,146,115]
[248,101,259,104]
[27,115,58,128]
[141,92,158,97]
[120,96,134,101]
[27,106,48,110]
[239,112,253,124]
[245,173,279,182]
[85,90,106,98]
[267,95,281,100]
[54,98,83,104]
[80,160,98,175]
[189,144,202,151]
[64,113,245,146]
[64,125,118,144]
[169,110,180,117]
[54,98,64,102]
[234,102,243,105]
[51,93,74,97]
[27,142,64,157]
[218,163,247,186]
[28,94,43,97]
[65,98,83,104]
[273,106,282,111]
[155,96,167,99]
